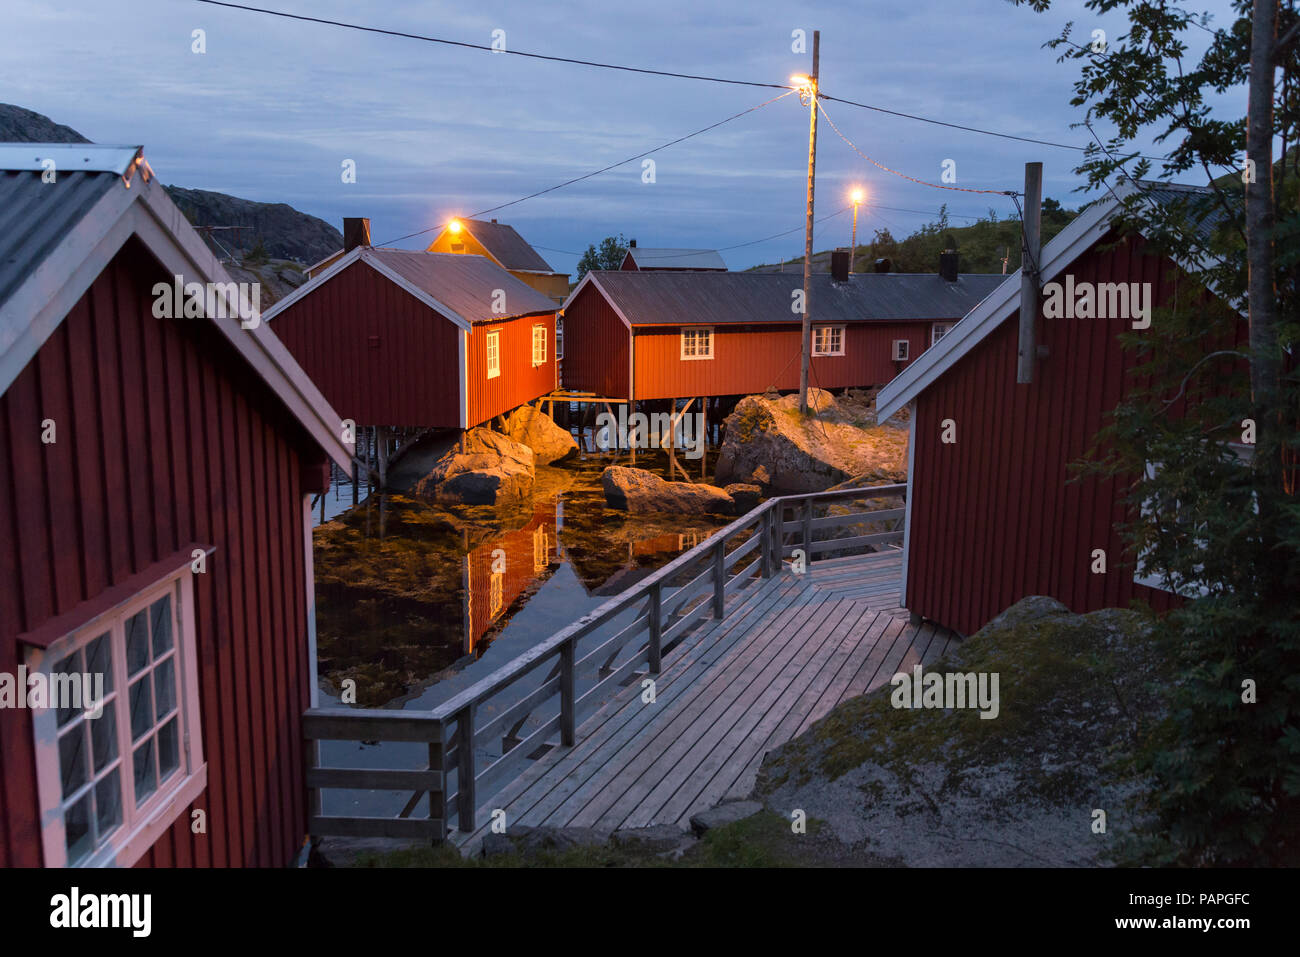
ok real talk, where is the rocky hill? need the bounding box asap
[0,103,341,265]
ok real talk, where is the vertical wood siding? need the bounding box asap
[905,236,1195,635]
[0,238,320,868]
[558,283,630,397]
[466,313,558,426]
[631,322,933,401]
[270,260,462,428]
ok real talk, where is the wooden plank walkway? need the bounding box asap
[454,549,960,850]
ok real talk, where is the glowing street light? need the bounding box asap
[448,218,463,235]
[849,187,866,274]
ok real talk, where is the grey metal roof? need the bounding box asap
[625,247,727,270]
[587,270,1005,326]
[1135,181,1233,249]
[0,168,123,317]
[370,249,558,322]
[458,218,558,274]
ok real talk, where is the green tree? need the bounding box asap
[576,234,629,279]
[1016,0,1300,864]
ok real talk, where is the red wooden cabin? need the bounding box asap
[561,257,1002,403]
[266,242,560,431]
[0,143,353,867]
[877,183,1237,636]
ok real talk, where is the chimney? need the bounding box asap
[830,249,850,282]
[343,217,371,252]
[938,250,959,282]
[629,238,637,248]
[874,258,891,273]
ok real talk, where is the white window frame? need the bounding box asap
[812,325,845,357]
[555,318,564,360]
[30,568,207,868]
[532,324,547,367]
[680,326,714,360]
[486,330,501,379]
[931,323,953,347]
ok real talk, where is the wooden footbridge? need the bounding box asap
[303,483,960,848]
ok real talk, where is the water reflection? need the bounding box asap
[312,449,731,710]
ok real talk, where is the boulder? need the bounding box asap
[714,390,907,494]
[480,826,609,859]
[689,800,763,836]
[502,405,577,465]
[723,483,762,513]
[602,466,733,515]
[609,824,695,853]
[412,427,535,505]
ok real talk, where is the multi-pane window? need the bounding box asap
[533,525,549,574]
[35,572,202,867]
[489,571,504,619]
[813,325,844,356]
[681,327,713,359]
[555,319,564,360]
[486,330,501,379]
[931,322,953,346]
[532,325,547,366]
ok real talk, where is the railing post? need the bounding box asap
[560,639,576,747]
[456,704,475,833]
[759,508,773,579]
[648,582,662,672]
[802,498,813,561]
[713,538,726,617]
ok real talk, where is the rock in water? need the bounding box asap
[501,405,577,464]
[602,466,734,515]
[412,428,535,505]
[714,389,907,493]
[723,483,762,513]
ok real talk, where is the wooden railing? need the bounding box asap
[304,482,906,841]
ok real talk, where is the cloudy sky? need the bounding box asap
[2,0,1241,271]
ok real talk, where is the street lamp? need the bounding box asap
[849,187,865,274]
[448,218,463,235]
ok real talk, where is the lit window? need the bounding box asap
[812,325,844,356]
[486,331,501,379]
[931,323,953,347]
[533,525,549,574]
[681,327,713,360]
[32,568,205,867]
[532,325,547,366]
[489,571,503,619]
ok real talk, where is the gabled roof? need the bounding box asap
[263,248,558,327]
[875,181,1238,421]
[0,142,353,471]
[622,247,727,270]
[432,218,559,274]
[564,269,1004,328]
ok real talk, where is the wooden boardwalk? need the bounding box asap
[454,549,959,849]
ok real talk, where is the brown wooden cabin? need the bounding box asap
[561,254,1003,403]
[0,143,354,868]
[877,183,1243,636]
[265,242,560,432]
[425,217,569,305]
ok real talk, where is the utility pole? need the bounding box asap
[1016,162,1042,385]
[797,30,820,415]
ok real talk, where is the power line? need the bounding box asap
[191,0,789,91]
[818,101,1018,196]
[373,90,794,245]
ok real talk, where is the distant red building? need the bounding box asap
[0,143,353,867]
[266,239,560,430]
[561,257,1002,402]
[877,183,1236,636]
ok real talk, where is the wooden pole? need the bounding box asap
[1016,162,1043,384]
[798,30,820,414]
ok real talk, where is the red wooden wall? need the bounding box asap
[558,283,630,398]
[631,322,933,401]
[464,507,554,653]
[905,235,1191,635]
[270,260,462,428]
[467,313,557,426]
[0,238,322,868]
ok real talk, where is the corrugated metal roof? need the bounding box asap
[626,247,727,270]
[369,249,558,322]
[1136,181,1232,249]
[0,169,122,318]
[588,270,1005,326]
[458,218,558,274]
